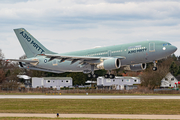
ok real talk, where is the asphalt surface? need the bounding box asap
[1,95,180,99]
[0,113,180,119]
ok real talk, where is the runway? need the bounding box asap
[1,95,180,99]
[0,113,180,119]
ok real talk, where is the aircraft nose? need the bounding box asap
[171,45,177,53]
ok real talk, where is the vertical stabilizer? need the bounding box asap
[14,28,56,58]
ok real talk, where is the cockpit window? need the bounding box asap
[163,43,171,46]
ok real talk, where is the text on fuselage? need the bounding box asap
[128,48,147,54]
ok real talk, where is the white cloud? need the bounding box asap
[0,0,180,58]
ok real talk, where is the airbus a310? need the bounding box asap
[7,28,177,79]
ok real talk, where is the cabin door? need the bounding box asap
[149,42,155,52]
[108,50,111,57]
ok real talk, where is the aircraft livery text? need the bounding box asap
[20,31,45,54]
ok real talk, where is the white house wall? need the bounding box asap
[32,78,44,88]
[97,77,141,89]
[32,77,72,88]
[160,72,178,88]
[43,79,72,88]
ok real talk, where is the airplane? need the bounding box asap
[7,28,177,79]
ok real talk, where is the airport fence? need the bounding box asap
[1,87,180,94]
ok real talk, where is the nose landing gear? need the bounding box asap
[152,60,158,71]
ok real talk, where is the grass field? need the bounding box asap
[0,99,180,115]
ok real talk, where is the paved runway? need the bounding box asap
[1,95,180,99]
[0,113,180,119]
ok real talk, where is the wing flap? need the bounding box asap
[38,54,126,64]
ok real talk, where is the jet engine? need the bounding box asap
[97,58,121,70]
[124,63,146,71]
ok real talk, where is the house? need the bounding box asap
[32,77,72,90]
[17,75,31,87]
[85,80,97,87]
[161,72,179,88]
[97,76,141,90]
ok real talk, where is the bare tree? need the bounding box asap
[19,54,27,60]
[0,49,7,84]
[0,69,5,84]
[141,64,170,89]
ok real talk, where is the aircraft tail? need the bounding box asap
[14,28,56,58]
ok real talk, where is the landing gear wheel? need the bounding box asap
[104,74,109,78]
[109,74,115,79]
[152,67,157,71]
[93,74,98,78]
[88,73,92,78]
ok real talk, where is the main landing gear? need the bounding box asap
[88,65,99,78]
[87,65,115,79]
[152,60,157,71]
[104,74,115,79]
[104,70,115,79]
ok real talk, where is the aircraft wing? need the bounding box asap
[6,59,38,63]
[38,54,126,64]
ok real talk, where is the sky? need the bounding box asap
[0,0,180,59]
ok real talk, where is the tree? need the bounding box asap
[0,69,5,84]
[169,62,178,76]
[0,49,8,71]
[66,72,87,85]
[141,56,174,89]
[0,49,7,84]
[141,65,169,89]
[19,54,27,60]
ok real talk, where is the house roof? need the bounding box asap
[86,80,97,83]
[98,76,140,79]
[39,77,72,80]
[162,72,178,81]
[17,75,31,79]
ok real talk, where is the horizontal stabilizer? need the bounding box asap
[6,59,38,63]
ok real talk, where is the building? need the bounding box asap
[17,75,31,88]
[97,76,141,90]
[85,80,97,87]
[161,72,179,88]
[32,77,72,89]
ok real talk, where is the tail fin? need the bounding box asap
[14,28,56,58]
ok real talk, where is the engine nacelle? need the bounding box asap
[97,58,121,70]
[124,63,146,71]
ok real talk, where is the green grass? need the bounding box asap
[1,99,180,114]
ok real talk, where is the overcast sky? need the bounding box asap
[0,0,180,59]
